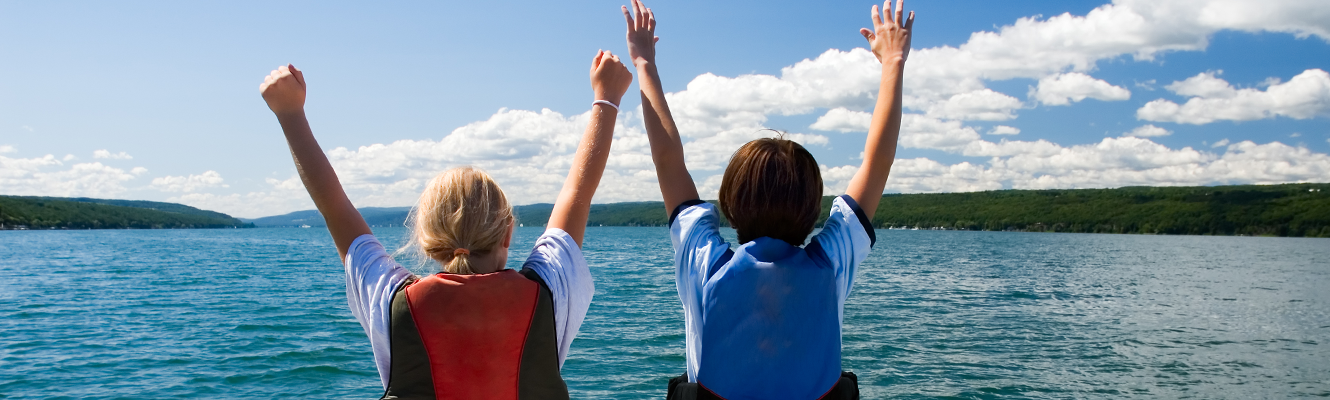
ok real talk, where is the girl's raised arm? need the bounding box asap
[546,51,634,247]
[844,0,914,221]
[623,0,700,214]
[260,64,371,260]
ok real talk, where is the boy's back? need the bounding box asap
[671,196,875,399]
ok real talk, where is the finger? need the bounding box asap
[860,27,873,42]
[635,0,647,29]
[895,0,905,27]
[289,64,305,87]
[654,36,660,44]
[871,4,883,29]
[593,50,603,69]
[647,7,655,31]
[905,11,915,30]
[622,5,634,31]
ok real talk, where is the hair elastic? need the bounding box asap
[592,99,620,111]
[452,248,470,256]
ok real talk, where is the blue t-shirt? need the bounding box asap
[670,195,874,400]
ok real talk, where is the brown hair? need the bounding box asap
[718,137,823,246]
[407,166,514,274]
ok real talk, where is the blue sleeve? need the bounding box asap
[809,195,874,322]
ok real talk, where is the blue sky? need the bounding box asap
[2,0,1327,218]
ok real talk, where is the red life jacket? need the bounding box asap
[381,268,567,400]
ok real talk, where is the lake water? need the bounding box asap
[2,227,1327,399]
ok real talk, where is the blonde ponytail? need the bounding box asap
[407,167,514,274]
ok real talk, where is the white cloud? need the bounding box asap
[820,164,860,195]
[987,126,1021,135]
[1124,124,1172,137]
[1031,72,1131,106]
[151,171,227,192]
[824,137,1330,195]
[1212,139,1230,148]
[926,89,1023,121]
[810,108,871,132]
[0,145,14,154]
[93,149,133,160]
[899,114,981,151]
[0,149,139,197]
[165,178,313,220]
[1138,69,1330,124]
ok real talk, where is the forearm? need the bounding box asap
[845,59,905,219]
[636,62,700,211]
[277,111,370,259]
[548,105,618,246]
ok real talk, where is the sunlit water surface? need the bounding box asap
[2,227,1327,398]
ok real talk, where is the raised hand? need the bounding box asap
[622,0,658,67]
[590,50,633,106]
[260,64,306,116]
[859,0,914,64]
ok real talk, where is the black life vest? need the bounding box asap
[380,267,568,400]
[666,372,860,400]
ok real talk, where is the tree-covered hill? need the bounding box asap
[243,183,1330,238]
[0,196,252,229]
[862,183,1329,237]
[243,207,412,227]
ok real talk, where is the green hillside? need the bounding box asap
[244,207,413,227]
[863,183,1330,237]
[0,196,252,229]
[243,183,1330,238]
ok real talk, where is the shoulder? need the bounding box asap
[669,199,714,228]
[828,195,876,247]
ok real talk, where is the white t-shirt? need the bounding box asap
[670,195,874,384]
[342,228,595,389]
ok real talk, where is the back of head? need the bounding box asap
[410,166,513,274]
[719,138,823,246]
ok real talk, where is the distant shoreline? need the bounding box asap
[245,183,1330,238]
[0,196,252,230]
[4,183,1326,237]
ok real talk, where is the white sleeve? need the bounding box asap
[809,195,874,324]
[343,234,415,389]
[668,201,730,381]
[521,228,594,369]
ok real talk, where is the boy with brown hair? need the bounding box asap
[621,0,914,398]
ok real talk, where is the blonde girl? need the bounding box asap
[259,50,632,399]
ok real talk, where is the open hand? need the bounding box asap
[260,64,306,115]
[622,0,658,67]
[591,50,633,106]
[859,0,914,64]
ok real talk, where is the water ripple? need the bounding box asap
[1,228,1327,398]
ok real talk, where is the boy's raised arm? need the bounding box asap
[546,51,634,247]
[623,0,700,215]
[844,0,914,221]
[260,64,371,260]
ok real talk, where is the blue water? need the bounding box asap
[2,227,1328,399]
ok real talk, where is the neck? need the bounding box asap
[465,253,506,274]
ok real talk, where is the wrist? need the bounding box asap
[593,92,624,106]
[273,109,307,121]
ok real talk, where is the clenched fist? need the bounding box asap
[260,64,306,116]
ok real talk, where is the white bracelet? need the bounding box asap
[592,99,620,111]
